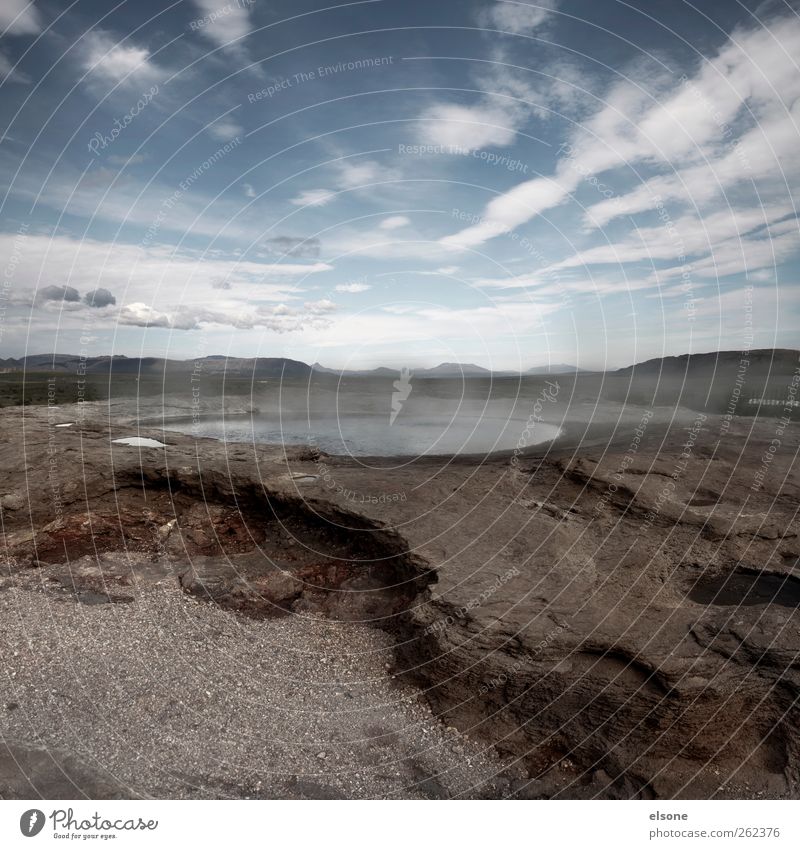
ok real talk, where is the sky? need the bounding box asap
[0,0,799,370]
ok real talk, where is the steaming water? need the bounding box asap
[173,411,560,457]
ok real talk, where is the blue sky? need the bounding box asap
[1,0,798,369]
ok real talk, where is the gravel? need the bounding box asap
[0,577,514,799]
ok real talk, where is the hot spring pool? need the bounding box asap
[166,412,560,457]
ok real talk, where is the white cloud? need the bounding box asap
[82,30,159,83]
[117,300,337,331]
[335,282,371,293]
[0,0,41,35]
[117,302,173,328]
[653,225,800,283]
[481,1,559,35]
[325,229,455,262]
[190,0,254,48]
[379,215,410,230]
[550,204,796,271]
[4,155,277,245]
[290,188,335,207]
[417,103,517,150]
[441,173,574,249]
[207,116,243,141]
[304,298,337,313]
[414,16,583,158]
[0,232,334,332]
[242,182,256,198]
[286,161,397,213]
[335,160,385,188]
[301,298,562,356]
[440,14,800,256]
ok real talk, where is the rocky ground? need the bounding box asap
[0,578,514,799]
[1,398,799,799]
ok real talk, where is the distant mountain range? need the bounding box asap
[527,363,582,375]
[0,354,314,378]
[614,349,799,377]
[0,354,584,378]
[1,350,797,382]
[311,362,499,378]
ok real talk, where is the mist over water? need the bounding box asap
[183,410,560,457]
[171,382,562,456]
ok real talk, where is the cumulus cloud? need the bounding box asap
[84,288,116,307]
[480,1,560,35]
[191,0,254,49]
[36,285,80,304]
[82,30,160,83]
[207,116,243,141]
[117,302,173,328]
[116,299,338,332]
[413,52,584,154]
[0,0,41,35]
[304,298,337,313]
[0,232,335,333]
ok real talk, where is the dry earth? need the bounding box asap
[1,399,799,799]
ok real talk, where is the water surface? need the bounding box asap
[171,410,560,457]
